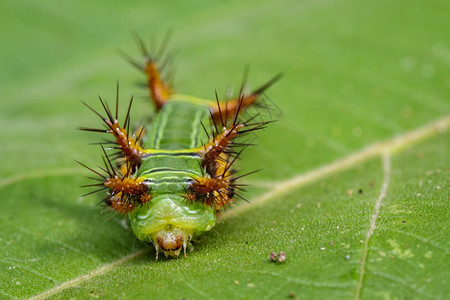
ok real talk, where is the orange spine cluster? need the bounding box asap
[188,176,232,208]
[145,61,171,110]
[109,196,136,214]
[106,120,143,167]
[202,124,243,168]
[104,177,150,214]
[104,177,147,195]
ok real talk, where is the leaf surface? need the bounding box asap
[0,0,448,299]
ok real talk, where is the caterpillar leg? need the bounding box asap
[210,73,282,122]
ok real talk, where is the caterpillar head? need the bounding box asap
[128,194,216,258]
[152,225,192,258]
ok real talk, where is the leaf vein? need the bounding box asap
[0,168,85,190]
[177,277,212,299]
[16,227,101,263]
[0,259,57,283]
[28,249,150,300]
[370,271,434,299]
[386,229,449,254]
[354,151,391,300]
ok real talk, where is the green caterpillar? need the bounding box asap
[80,35,280,258]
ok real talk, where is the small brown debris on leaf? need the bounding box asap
[269,252,278,262]
[269,251,287,263]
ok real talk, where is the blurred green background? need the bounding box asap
[1,0,448,179]
[0,0,448,299]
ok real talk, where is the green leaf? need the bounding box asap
[0,0,448,299]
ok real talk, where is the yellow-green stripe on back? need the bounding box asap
[146,100,210,150]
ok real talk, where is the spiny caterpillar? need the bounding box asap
[79,34,280,259]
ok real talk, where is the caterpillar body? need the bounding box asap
[80,36,280,259]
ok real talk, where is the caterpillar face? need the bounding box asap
[154,226,189,258]
[80,34,280,259]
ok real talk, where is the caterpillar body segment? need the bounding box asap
[81,37,279,259]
